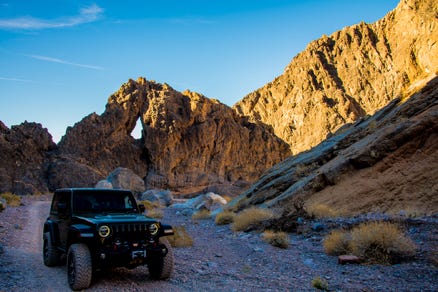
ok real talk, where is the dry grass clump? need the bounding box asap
[138,200,161,211]
[215,210,235,225]
[262,230,289,249]
[350,221,416,264]
[323,229,351,256]
[323,221,416,264]
[231,207,274,232]
[311,276,329,291]
[192,209,211,220]
[0,192,21,207]
[166,226,194,248]
[307,203,339,218]
[146,208,163,219]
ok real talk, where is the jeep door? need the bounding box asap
[51,190,72,250]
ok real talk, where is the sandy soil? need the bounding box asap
[0,196,437,291]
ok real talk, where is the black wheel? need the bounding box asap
[148,238,174,280]
[67,243,92,290]
[43,232,61,266]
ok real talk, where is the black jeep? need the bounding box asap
[43,188,174,290]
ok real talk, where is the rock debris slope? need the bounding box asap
[229,76,438,215]
[234,0,437,154]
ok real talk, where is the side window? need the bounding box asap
[51,191,71,215]
[124,195,135,209]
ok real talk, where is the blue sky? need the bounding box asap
[0,0,399,142]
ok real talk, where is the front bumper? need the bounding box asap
[96,242,168,268]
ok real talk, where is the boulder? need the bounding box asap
[95,180,113,189]
[139,189,173,206]
[179,192,228,212]
[107,167,145,193]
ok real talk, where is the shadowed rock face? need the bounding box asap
[234,0,438,154]
[0,121,56,195]
[56,78,291,194]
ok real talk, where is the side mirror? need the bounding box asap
[138,204,146,213]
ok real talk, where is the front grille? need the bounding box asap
[111,223,149,233]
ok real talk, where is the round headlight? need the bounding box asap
[149,223,159,236]
[99,225,111,238]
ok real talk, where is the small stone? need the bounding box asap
[338,255,361,265]
[311,222,326,232]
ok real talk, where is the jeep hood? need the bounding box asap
[73,214,157,225]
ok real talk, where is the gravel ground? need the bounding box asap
[0,196,437,291]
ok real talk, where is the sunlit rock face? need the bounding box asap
[56,78,291,194]
[234,0,438,154]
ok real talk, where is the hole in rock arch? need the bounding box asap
[130,117,143,139]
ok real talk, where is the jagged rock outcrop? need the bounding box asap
[228,76,438,215]
[54,78,290,194]
[0,121,56,195]
[234,0,437,154]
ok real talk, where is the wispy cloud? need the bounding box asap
[0,76,65,85]
[27,54,104,70]
[0,77,36,83]
[0,4,103,30]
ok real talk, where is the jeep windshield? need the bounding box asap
[72,190,139,214]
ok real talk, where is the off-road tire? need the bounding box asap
[148,238,174,280]
[43,232,61,266]
[67,243,92,290]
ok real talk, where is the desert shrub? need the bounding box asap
[323,221,416,264]
[231,207,274,232]
[262,230,289,249]
[192,209,211,220]
[350,221,416,264]
[138,200,161,211]
[215,210,235,225]
[146,208,163,219]
[166,226,194,248]
[323,229,351,256]
[307,203,339,218]
[0,192,21,207]
[311,276,329,291]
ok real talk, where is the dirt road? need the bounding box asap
[1,197,437,291]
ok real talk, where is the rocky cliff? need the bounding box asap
[54,78,290,195]
[228,75,438,215]
[234,0,437,154]
[0,121,56,195]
